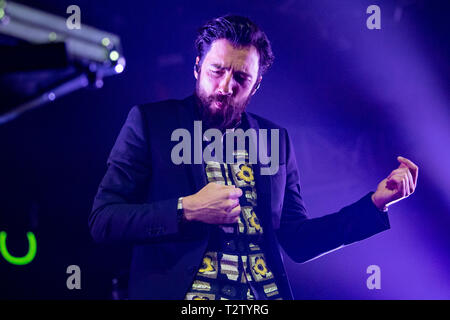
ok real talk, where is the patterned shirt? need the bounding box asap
[184,148,282,300]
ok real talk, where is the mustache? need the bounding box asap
[207,94,232,105]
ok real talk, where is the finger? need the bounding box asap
[396,169,411,196]
[387,167,409,180]
[399,164,412,195]
[398,156,419,185]
[225,215,240,224]
[229,205,241,216]
[225,199,240,212]
[227,187,243,199]
[399,166,412,195]
[403,172,411,196]
[403,175,408,197]
[405,168,415,194]
[226,205,241,223]
[390,175,406,197]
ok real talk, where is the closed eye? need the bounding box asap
[234,74,248,83]
[210,69,224,76]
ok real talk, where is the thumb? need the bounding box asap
[397,156,408,169]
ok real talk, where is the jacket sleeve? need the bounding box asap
[89,106,180,244]
[276,129,390,263]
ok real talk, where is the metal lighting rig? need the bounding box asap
[0,1,125,124]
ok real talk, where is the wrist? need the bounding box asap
[371,193,388,212]
[181,195,197,221]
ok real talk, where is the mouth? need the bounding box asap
[213,101,224,109]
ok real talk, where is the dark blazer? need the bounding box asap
[89,95,390,300]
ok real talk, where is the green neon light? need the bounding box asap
[0,231,37,265]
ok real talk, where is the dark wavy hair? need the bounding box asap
[195,15,274,76]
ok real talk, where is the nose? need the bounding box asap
[217,72,233,96]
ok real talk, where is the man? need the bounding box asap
[89,15,418,300]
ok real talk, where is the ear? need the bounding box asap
[194,56,200,80]
[251,76,262,96]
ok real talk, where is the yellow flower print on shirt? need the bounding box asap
[199,255,215,273]
[253,257,268,278]
[249,211,261,232]
[237,164,254,183]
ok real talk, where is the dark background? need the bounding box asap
[0,0,449,299]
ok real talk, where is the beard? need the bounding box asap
[195,79,253,131]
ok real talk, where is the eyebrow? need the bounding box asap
[210,64,252,79]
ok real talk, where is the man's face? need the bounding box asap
[195,38,261,130]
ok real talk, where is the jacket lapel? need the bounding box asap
[176,95,208,193]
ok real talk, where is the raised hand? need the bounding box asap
[371,156,419,211]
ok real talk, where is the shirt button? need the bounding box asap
[221,285,236,297]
